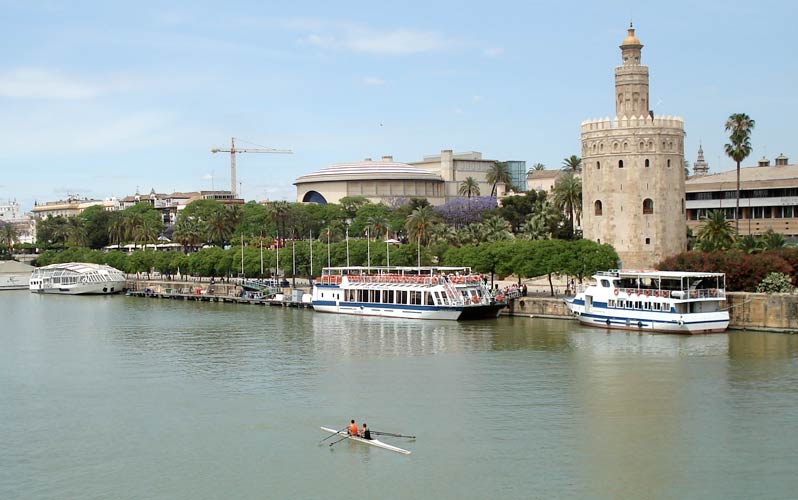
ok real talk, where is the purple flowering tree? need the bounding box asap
[434,196,498,228]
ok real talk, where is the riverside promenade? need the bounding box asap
[124,275,798,333]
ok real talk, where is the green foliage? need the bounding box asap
[561,155,582,173]
[755,272,794,294]
[657,249,794,292]
[695,210,735,251]
[552,173,581,238]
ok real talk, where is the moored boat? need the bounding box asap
[563,270,729,334]
[29,262,126,295]
[320,427,411,455]
[311,266,505,321]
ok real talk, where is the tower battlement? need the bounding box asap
[580,115,684,133]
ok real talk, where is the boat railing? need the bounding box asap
[613,287,725,299]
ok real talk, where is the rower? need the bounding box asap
[361,423,372,440]
[348,419,359,436]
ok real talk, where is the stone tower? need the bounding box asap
[580,26,687,269]
[692,144,710,176]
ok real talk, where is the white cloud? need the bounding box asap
[301,26,456,56]
[364,77,386,86]
[0,68,99,99]
[472,95,483,103]
[483,47,505,57]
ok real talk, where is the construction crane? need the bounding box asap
[211,137,292,198]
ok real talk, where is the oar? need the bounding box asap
[329,435,350,448]
[372,431,416,439]
[319,427,347,445]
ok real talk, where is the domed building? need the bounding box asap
[295,156,446,205]
[296,150,523,205]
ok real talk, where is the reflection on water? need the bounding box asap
[2,292,798,500]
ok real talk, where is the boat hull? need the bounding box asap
[458,303,506,320]
[320,427,411,455]
[565,299,729,334]
[30,280,126,295]
[312,301,462,320]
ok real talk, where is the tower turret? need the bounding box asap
[615,25,649,118]
[693,144,709,176]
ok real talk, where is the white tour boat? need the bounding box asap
[320,427,411,455]
[311,266,505,320]
[29,262,127,295]
[563,270,729,334]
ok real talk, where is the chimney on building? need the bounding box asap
[364,157,372,161]
[381,155,393,162]
[775,153,789,166]
[758,157,770,167]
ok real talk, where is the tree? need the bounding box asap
[458,177,480,198]
[480,215,513,242]
[172,217,204,253]
[696,210,735,251]
[1,223,19,250]
[531,163,545,171]
[65,216,88,248]
[108,213,128,248]
[760,229,786,250]
[561,155,582,173]
[552,173,582,238]
[724,113,755,234]
[405,205,437,245]
[486,162,512,197]
[77,205,112,249]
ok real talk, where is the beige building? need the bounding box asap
[31,195,117,219]
[686,154,798,238]
[581,26,687,269]
[294,150,512,205]
[526,169,562,194]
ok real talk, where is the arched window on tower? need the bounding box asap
[667,159,671,168]
[596,161,600,170]
[618,160,624,168]
[643,198,654,215]
[645,159,650,168]
[595,200,603,216]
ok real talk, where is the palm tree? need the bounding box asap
[486,162,512,197]
[66,217,88,248]
[696,210,735,251]
[735,234,761,254]
[206,210,232,246]
[1,223,19,249]
[173,218,203,253]
[531,163,546,171]
[519,200,558,240]
[134,217,161,249]
[108,215,128,248]
[760,229,786,250]
[553,173,582,237]
[405,205,436,245]
[429,223,459,246]
[561,155,582,173]
[724,113,755,234]
[458,223,484,246]
[458,177,480,198]
[481,215,513,242]
[366,214,389,240]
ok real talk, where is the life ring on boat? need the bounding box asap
[471,296,479,304]
[626,288,633,295]
[495,294,504,302]
[644,289,651,297]
[710,288,717,297]
[653,290,659,297]
[662,290,669,298]
[613,289,619,296]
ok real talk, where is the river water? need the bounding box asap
[2,291,797,499]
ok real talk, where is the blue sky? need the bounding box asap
[2,0,796,211]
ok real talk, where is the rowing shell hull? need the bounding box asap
[320,427,411,455]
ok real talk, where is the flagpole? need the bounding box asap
[386,235,390,267]
[292,239,296,288]
[367,226,370,271]
[276,231,279,282]
[259,232,263,277]
[240,233,245,277]
[346,226,350,267]
[417,234,421,270]
[327,227,331,267]
[309,230,313,278]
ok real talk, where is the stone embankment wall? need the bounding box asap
[725,292,798,333]
[501,292,798,333]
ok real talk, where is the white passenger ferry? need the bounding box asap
[563,270,729,334]
[30,262,127,295]
[311,266,505,320]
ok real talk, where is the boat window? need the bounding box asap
[426,293,434,305]
[600,279,610,288]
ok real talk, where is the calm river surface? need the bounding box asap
[2,291,798,499]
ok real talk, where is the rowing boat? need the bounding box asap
[320,426,411,455]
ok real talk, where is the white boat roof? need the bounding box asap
[36,262,124,274]
[321,266,474,273]
[596,270,725,279]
